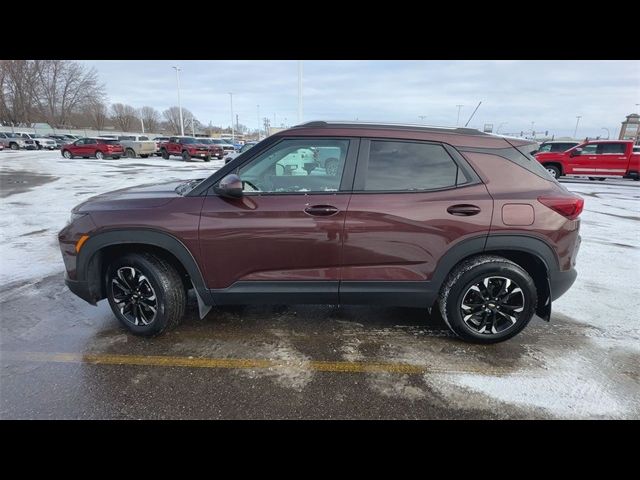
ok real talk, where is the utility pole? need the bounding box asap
[229,92,234,144]
[574,116,582,138]
[140,118,145,134]
[456,105,463,126]
[257,104,260,140]
[298,60,303,124]
[191,116,195,136]
[172,66,184,136]
[236,114,239,135]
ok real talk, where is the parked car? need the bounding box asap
[633,145,640,153]
[0,132,37,150]
[210,138,236,156]
[60,137,124,159]
[158,136,211,162]
[190,138,226,159]
[532,140,580,155]
[112,135,156,158]
[46,135,70,148]
[535,139,640,180]
[0,142,3,151]
[152,136,170,156]
[59,121,583,343]
[224,141,258,163]
[15,132,57,150]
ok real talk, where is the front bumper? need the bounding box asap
[64,275,96,305]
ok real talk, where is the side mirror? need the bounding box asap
[569,148,582,157]
[215,174,243,198]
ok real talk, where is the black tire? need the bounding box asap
[544,164,561,179]
[324,158,339,176]
[112,156,120,159]
[438,255,537,344]
[633,177,640,182]
[588,177,596,181]
[106,252,186,337]
[125,148,136,158]
[95,150,104,159]
[204,154,211,162]
[182,150,191,161]
[62,149,72,159]
[10,142,18,150]
[597,177,606,181]
[140,154,149,158]
[161,148,169,160]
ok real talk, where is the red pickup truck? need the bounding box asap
[536,140,640,181]
[159,136,212,162]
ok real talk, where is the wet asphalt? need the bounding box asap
[0,273,637,419]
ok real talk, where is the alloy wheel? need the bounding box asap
[111,266,158,326]
[460,276,525,335]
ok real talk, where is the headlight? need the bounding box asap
[69,212,87,224]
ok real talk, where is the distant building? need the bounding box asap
[619,113,640,144]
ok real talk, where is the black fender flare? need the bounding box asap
[430,234,558,320]
[76,229,211,304]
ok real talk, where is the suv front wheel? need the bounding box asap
[106,252,186,336]
[438,255,537,344]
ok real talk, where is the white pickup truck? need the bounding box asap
[115,135,156,158]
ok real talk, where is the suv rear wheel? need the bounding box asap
[106,253,186,337]
[161,148,170,159]
[438,255,537,344]
[125,148,136,158]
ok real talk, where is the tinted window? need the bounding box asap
[180,138,198,144]
[85,138,97,145]
[363,141,459,191]
[98,139,119,145]
[139,136,149,141]
[598,143,626,154]
[237,139,349,193]
[577,144,597,155]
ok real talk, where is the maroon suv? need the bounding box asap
[59,121,582,343]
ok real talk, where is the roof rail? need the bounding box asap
[289,120,485,135]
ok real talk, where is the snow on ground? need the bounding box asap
[1,150,639,418]
[0,150,221,287]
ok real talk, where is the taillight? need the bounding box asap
[538,195,584,220]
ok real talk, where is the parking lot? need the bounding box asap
[1,149,639,419]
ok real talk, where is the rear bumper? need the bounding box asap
[549,267,577,301]
[64,275,96,305]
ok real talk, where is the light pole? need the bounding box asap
[573,116,582,139]
[257,104,260,140]
[456,105,463,126]
[229,92,234,145]
[496,122,508,134]
[297,60,303,124]
[172,66,184,136]
[601,127,610,139]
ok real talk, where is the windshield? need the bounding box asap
[196,138,212,144]
[180,138,199,144]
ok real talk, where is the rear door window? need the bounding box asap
[598,143,626,154]
[360,140,461,191]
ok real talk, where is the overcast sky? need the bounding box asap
[81,60,640,138]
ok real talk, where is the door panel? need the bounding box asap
[341,183,493,282]
[595,143,629,176]
[198,193,350,293]
[566,144,598,174]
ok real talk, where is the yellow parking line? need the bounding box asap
[2,351,427,375]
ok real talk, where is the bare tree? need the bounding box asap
[84,100,109,130]
[0,60,41,126]
[34,60,105,127]
[163,106,198,134]
[110,103,138,131]
[139,106,160,132]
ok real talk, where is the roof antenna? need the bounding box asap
[464,101,482,127]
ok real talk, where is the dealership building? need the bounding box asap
[619,113,640,144]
